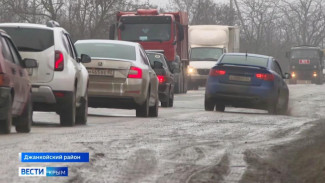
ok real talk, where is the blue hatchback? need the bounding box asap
[205,53,291,114]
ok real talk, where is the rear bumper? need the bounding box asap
[33,91,73,112]
[188,75,208,86]
[88,96,141,109]
[0,87,11,120]
[31,85,56,103]
[205,82,277,109]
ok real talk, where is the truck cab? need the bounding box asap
[110,9,189,94]
[287,46,324,84]
[187,25,239,90]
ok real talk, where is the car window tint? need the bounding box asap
[62,34,71,55]
[221,55,268,68]
[273,60,283,76]
[5,37,22,65]
[75,42,136,61]
[147,53,166,67]
[65,34,77,60]
[140,48,150,66]
[0,36,14,63]
[1,27,54,52]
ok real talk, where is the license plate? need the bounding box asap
[299,59,310,64]
[229,75,251,82]
[87,68,113,76]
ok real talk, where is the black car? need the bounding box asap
[147,52,175,107]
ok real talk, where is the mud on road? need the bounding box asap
[0,84,325,183]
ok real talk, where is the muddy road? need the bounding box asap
[0,84,324,183]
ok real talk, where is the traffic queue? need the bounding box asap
[0,9,311,134]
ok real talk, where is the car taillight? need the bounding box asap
[128,66,142,79]
[209,69,226,76]
[255,73,274,81]
[0,74,3,86]
[54,51,64,71]
[157,75,166,84]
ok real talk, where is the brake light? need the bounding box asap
[54,51,64,71]
[157,75,166,84]
[54,92,65,98]
[0,74,3,86]
[255,73,274,81]
[209,69,226,76]
[128,66,142,79]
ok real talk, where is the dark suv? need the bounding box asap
[0,30,37,134]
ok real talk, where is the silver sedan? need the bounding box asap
[75,40,159,117]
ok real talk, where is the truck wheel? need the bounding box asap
[316,72,323,85]
[0,94,12,134]
[60,91,76,126]
[15,93,32,133]
[204,98,215,111]
[289,79,297,84]
[149,98,159,117]
[183,70,188,94]
[136,91,149,117]
[76,91,88,125]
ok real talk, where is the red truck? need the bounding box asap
[109,9,189,93]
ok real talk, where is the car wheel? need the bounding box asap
[60,91,76,126]
[136,91,149,117]
[15,93,32,133]
[278,94,289,115]
[161,88,171,108]
[215,103,225,112]
[0,94,12,134]
[169,89,174,107]
[268,96,279,115]
[149,98,159,117]
[76,90,88,125]
[204,98,215,111]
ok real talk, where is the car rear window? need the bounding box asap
[146,53,167,66]
[75,42,136,61]
[0,27,54,52]
[220,55,269,68]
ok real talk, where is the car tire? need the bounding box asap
[15,93,32,133]
[0,94,12,134]
[268,96,279,115]
[204,98,215,111]
[161,88,171,108]
[149,98,159,117]
[76,91,88,125]
[60,91,76,126]
[169,89,174,107]
[278,94,289,115]
[136,91,149,117]
[215,103,225,112]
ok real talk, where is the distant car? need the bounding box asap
[75,40,159,117]
[0,21,91,126]
[205,53,291,114]
[0,30,37,134]
[146,52,175,107]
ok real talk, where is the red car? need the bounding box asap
[0,30,37,134]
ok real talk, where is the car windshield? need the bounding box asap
[190,47,223,61]
[75,42,136,61]
[291,49,320,59]
[220,55,269,68]
[0,27,54,52]
[121,24,171,42]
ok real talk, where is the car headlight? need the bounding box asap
[187,66,197,75]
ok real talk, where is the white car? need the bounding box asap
[0,21,91,126]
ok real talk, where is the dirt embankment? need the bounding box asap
[240,119,325,183]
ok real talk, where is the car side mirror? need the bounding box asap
[284,73,292,79]
[80,54,91,63]
[153,61,163,69]
[23,58,38,68]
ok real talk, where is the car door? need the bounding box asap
[273,60,288,94]
[139,48,158,104]
[0,36,24,115]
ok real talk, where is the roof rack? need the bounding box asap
[46,20,60,28]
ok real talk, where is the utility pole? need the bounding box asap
[230,0,234,25]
